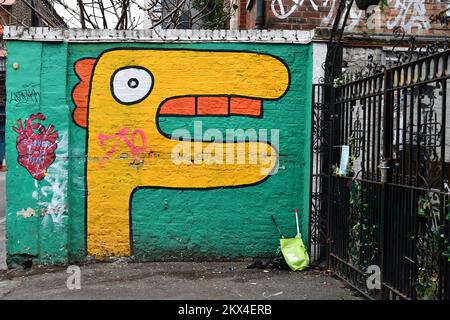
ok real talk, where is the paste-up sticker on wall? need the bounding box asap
[13,113,59,180]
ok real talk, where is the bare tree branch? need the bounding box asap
[51,0,234,30]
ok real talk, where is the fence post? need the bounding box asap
[382,69,393,162]
[379,67,393,299]
[324,82,334,268]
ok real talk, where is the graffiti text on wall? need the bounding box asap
[97,128,148,168]
[270,0,361,26]
[429,7,450,26]
[271,0,318,19]
[270,0,437,33]
[387,0,431,33]
[9,83,40,107]
[13,113,58,180]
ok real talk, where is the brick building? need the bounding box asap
[0,0,66,166]
[0,0,66,28]
[232,0,449,36]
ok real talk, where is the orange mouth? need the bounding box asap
[159,96,262,117]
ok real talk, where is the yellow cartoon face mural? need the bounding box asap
[72,49,290,256]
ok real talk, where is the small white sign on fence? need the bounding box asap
[339,145,350,176]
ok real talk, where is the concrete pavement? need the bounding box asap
[0,172,361,300]
[0,261,362,300]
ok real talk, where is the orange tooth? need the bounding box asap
[159,97,196,115]
[159,96,262,117]
[230,98,261,117]
[197,97,229,115]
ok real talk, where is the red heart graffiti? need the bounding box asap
[13,113,59,180]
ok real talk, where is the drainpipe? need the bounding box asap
[255,0,265,30]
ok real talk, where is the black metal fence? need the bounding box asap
[310,42,450,300]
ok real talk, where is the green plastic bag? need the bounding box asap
[280,235,310,271]
[270,210,310,271]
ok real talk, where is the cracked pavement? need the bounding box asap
[0,261,363,300]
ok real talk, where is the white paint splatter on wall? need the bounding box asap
[32,131,68,224]
[16,208,36,218]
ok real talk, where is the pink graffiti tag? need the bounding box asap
[97,128,147,168]
[13,113,59,180]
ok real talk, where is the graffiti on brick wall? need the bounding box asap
[387,0,431,33]
[71,49,290,256]
[319,0,363,27]
[9,83,40,107]
[271,0,319,20]
[270,0,362,26]
[429,4,450,26]
[97,128,148,168]
[13,113,59,180]
[270,0,438,33]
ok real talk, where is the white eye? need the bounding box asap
[111,67,153,104]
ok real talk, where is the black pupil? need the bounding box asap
[128,78,139,89]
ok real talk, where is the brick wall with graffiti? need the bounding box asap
[239,0,450,36]
[4,32,312,265]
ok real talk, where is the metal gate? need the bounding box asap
[310,39,450,300]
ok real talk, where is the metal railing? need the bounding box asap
[310,38,450,300]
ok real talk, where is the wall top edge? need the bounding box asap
[3,26,314,44]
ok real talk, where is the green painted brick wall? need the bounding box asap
[5,40,312,266]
